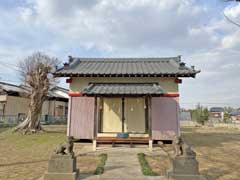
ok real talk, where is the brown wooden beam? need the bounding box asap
[122,97,125,133]
[93,97,98,139]
[148,97,152,139]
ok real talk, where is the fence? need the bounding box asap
[40,115,67,125]
[180,120,200,127]
[207,122,240,129]
[0,115,67,126]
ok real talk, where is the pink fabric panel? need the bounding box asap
[69,97,95,139]
[151,97,179,140]
[67,97,72,136]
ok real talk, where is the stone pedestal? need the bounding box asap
[44,154,79,180]
[167,155,206,180]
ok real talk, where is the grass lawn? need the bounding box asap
[144,152,171,176]
[146,127,240,180]
[0,125,101,180]
[145,126,240,180]
[181,126,240,180]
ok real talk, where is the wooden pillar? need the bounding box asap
[93,140,97,151]
[148,96,153,151]
[148,96,152,139]
[93,96,98,151]
[67,97,72,136]
[149,140,153,152]
[145,97,149,133]
[98,97,103,133]
[122,97,125,133]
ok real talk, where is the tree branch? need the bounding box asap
[223,12,240,27]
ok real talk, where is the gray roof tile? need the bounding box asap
[81,83,164,95]
[54,57,200,77]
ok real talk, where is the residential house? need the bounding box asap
[0,81,68,124]
[0,82,29,123]
[180,109,192,121]
[229,111,240,124]
[209,107,224,122]
[54,56,199,149]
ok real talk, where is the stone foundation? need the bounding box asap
[167,155,206,180]
[44,154,79,180]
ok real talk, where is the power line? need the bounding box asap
[0,60,19,68]
[0,63,24,73]
[223,12,240,27]
[0,79,21,83]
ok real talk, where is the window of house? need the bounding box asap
[55,105,64,116]
[0,102,5,116]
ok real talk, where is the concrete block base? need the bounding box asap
[48,155,77,173]
[44,170,79,180]
[167,155,206,180]
[171,156,199,175]
[43,154,79,180]
[167,173,207,180]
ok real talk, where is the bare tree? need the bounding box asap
[14,52,59,133]
[222,0,240,27]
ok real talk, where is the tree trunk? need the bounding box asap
[14,58,52,133]
[14,87,46,133]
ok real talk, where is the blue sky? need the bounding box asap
[0,0,239,109]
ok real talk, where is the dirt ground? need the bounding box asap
[145,153,171,176]
[0,125,100,180]
[182,126,240,180]
[147,126,240,180]
[1,125,240,180]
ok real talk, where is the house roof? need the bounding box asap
[229,112,240,116]
[50,86,69,99]
[0,81,68,100]
[210,107,224,113]
[54,56,200,78]
[0,82,28,96]
[20,84,69,100]
[81,83,164,96]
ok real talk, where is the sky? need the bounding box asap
[0,0,239,109]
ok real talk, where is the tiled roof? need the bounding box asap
[81,83,164,95]
[0,82,28,96]
[54,57,200,77]
[0,81,68,99]
[210,107,224,112]
[229,112,240,116]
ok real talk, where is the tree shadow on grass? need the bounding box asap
[0,159,48,167]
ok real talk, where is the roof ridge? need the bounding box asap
[75,57,179,62]
[89,82,159,84]
[54,55,200,78]
[0,81,21,88]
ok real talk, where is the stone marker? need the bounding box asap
[167,136,206,180]
[43,136,80,180]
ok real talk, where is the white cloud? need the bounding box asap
[0,0,240,108]
[224,3,240,19]
[17,0,217,54]
[221,31,240,50]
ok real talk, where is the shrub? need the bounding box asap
[94,153,108,175]
[138,153,158,176]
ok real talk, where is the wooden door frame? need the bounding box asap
[97,96,149,134]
